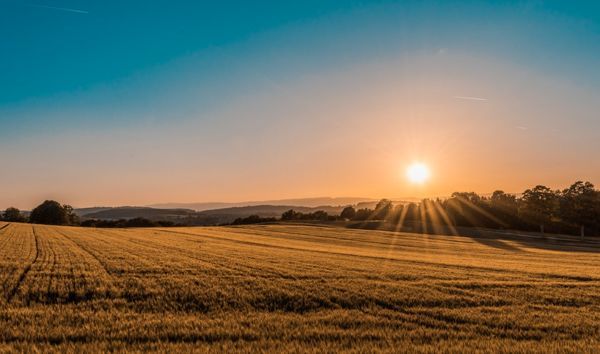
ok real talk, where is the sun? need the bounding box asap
[406,162,430,184]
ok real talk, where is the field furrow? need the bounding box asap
[0,223,599,352]
[0,225,38,304]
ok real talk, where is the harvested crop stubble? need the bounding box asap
[0,221,599,352]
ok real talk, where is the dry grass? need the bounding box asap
[0,221,599,352]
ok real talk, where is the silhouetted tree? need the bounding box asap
[445,193,486,227]
[311,210,329,221]
[385,204,405,224]
[352,208,373,221]
[337,182,598,238]
[232,215,276,225]
[281,209,299,221]
[489,190,520,228]
[282,209,335,221]
[490,191,518,213]
[62,204,79,225]
[125,217,157,227]
[372,199,393,220]
[559,181,600,238]
[403,203,419,224]
[340,206,356,220]
[2,207,26,222]
[452,192,482,204]
[520,185,558,233]
[29,200,70,225]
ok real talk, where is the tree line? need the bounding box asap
[2,181,599,236]
[0,200,175,228]
[1,200,79,225]
[278,181,600,237]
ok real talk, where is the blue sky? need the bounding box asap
[1,1,599,208]
[2,1,598,108]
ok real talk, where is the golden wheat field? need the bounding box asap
[0,221,599,352]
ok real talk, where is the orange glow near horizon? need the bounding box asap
[0,53,598,210]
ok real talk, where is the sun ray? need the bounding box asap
[454,196,508,228]
[432,200,459,236]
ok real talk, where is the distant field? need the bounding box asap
[0,222,599,352]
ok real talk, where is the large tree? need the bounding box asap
[445,192,487,227]
[489,190,520,227]
[520,185,558,233]
[29,200,76,225]
[281,209,299,221]
[2,207,26,222]
[559,181,600,238]
[372,199,393,220]
[340,206,356,220]
[62,204,80,225]
[490,191,518,214]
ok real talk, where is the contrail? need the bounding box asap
[454,96,488,101]
[28,4,89,14]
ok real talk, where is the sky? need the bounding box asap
[1,0,599,209]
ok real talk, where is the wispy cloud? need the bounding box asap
[516,126,528,130]
[454,96,488,101]
[27,4,89,14]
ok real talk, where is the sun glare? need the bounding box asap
[406,162,430,184]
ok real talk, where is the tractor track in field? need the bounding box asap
[0,230,18,295]
[45,236,59,301]
[0,224,15,250]
[54,229,113,278]
[6,226,40,303]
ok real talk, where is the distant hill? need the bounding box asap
[198,204,344,217]
[73,207,114,217]
[80,207,196,220]
[76,204,347,225]
[147,197,375,211]
[75,196,432,226]
[192,205,347,225]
